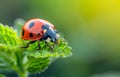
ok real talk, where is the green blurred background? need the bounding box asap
[1,0,120,77]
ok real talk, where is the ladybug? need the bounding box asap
[21,18,59,50]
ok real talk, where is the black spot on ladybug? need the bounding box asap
[37,33,41,36]
[22,29,24,36]
[42,24,50,30]
[29,22,34,28]
[29,33,33,38]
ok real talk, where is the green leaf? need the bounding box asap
[27,57,50,73]
[0,22,72,76]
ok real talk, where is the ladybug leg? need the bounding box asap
[37,40,41,50]
[53,40,58,48]
[45,41,54,51]
[21,41,36,48]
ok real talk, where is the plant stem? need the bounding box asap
[17,71,28,77]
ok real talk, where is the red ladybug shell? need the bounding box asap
[21,18,54,40]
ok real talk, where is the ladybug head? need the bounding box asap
[42,24,60,42]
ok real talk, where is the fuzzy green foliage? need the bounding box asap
[27,57,50,73]
[0,24,18,45]
[0,23,72,77]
